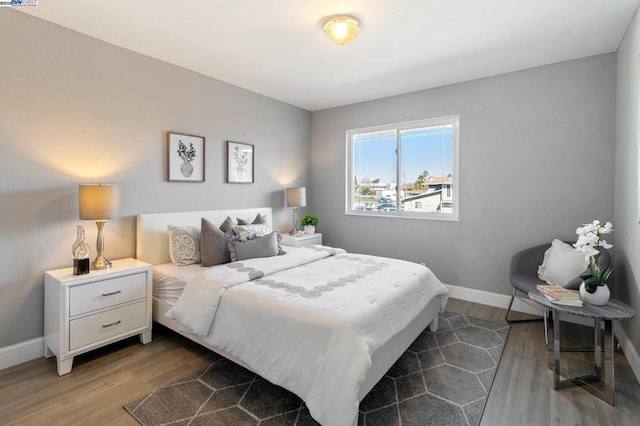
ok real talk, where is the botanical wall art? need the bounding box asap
[168,132,205,182]
[227,140,254,183]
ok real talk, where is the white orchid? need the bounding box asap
[573,220,614,293]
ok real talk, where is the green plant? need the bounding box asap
[301,214,319,227]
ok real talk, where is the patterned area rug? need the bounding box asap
[124,312,510,426]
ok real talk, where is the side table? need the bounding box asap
[44,258,153,375]
[281,233,322,248]
[528,290,635,404]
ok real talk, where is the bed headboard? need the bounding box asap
[136,207,273,265]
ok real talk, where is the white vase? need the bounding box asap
[579,282,610,305]
[303,225,315,235]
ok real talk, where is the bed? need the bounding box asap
[136,207,449,426]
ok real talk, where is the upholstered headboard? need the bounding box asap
[136,207,273,265]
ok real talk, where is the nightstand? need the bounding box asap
[281,233,323,248]
[44,258,153,375]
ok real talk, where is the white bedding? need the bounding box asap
[152,263,200,304]
[166,246,449,426]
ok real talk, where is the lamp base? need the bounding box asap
[91,255,112,270]
[290,207,299,235]
[91,220,111,270]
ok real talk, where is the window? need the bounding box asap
[346,115,459,220]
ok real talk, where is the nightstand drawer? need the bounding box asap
[69,300,147,350]
[69,272,147,316]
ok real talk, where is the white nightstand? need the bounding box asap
[281,233,323,248]
[44,258,153,375]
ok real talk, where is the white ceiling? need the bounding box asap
[19,0,640,111]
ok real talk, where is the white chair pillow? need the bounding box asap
[537,239,588,287]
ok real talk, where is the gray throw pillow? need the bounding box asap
[201,218,232,266]
[236,213,267,225]
[228,231,279,262]
[219,216,236,235]
[251,212,267,224]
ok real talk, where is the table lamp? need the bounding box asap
[286,186,306,235]
[79,184,120,270]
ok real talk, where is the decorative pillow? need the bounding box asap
[219,216,236,235]
[251,212,268,224]
[201,218,232,267]
[537,239,589,287]
[228,231,280,262]
[167,226,201,266]
[236,213,268,226]
[233,224,271,242]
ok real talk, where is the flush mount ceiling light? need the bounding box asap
[322,15,360,45]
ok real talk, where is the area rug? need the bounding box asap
[124,312,510,426]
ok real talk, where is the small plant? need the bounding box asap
[574,220,613,293]
[177,141,196,163]
[301,214,319,227]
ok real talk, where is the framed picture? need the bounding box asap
[227,141,254,183]
[168,132,205,182]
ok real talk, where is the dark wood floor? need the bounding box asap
[1,298,639,425]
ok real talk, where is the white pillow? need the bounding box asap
[167,225,201,266]
[537,239,588,287]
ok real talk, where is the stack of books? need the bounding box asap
[536,284,583,307]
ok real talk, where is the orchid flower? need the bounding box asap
[573,220,614,293]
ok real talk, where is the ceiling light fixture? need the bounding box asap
[322,15,360,45]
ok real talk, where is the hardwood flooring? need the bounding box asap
[1,298,638,425]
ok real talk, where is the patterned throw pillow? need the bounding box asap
[167,226,201,266]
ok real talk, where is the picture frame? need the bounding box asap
[226,141,254,183]
[168,132,205,182]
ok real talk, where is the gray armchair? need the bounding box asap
[505,242,611,323]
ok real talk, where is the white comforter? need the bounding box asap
[167,246,449,426]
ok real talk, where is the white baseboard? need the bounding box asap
[0,337,43,371]
[614,323,640,382]
[445,283,544,316]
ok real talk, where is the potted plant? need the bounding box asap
[574,220,614,305]
[300,214,319,235]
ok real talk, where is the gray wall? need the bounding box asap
[310,54,616,293]
[615,8,640,357]
[0,10,311,348]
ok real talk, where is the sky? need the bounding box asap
[353,126,453,185]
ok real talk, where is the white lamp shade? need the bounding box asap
[79,184,120,220]
[286,187,307,208]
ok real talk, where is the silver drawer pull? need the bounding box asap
[102,320,122,328]
[102,290,122,297]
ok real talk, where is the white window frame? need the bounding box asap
[345,115,460,221]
